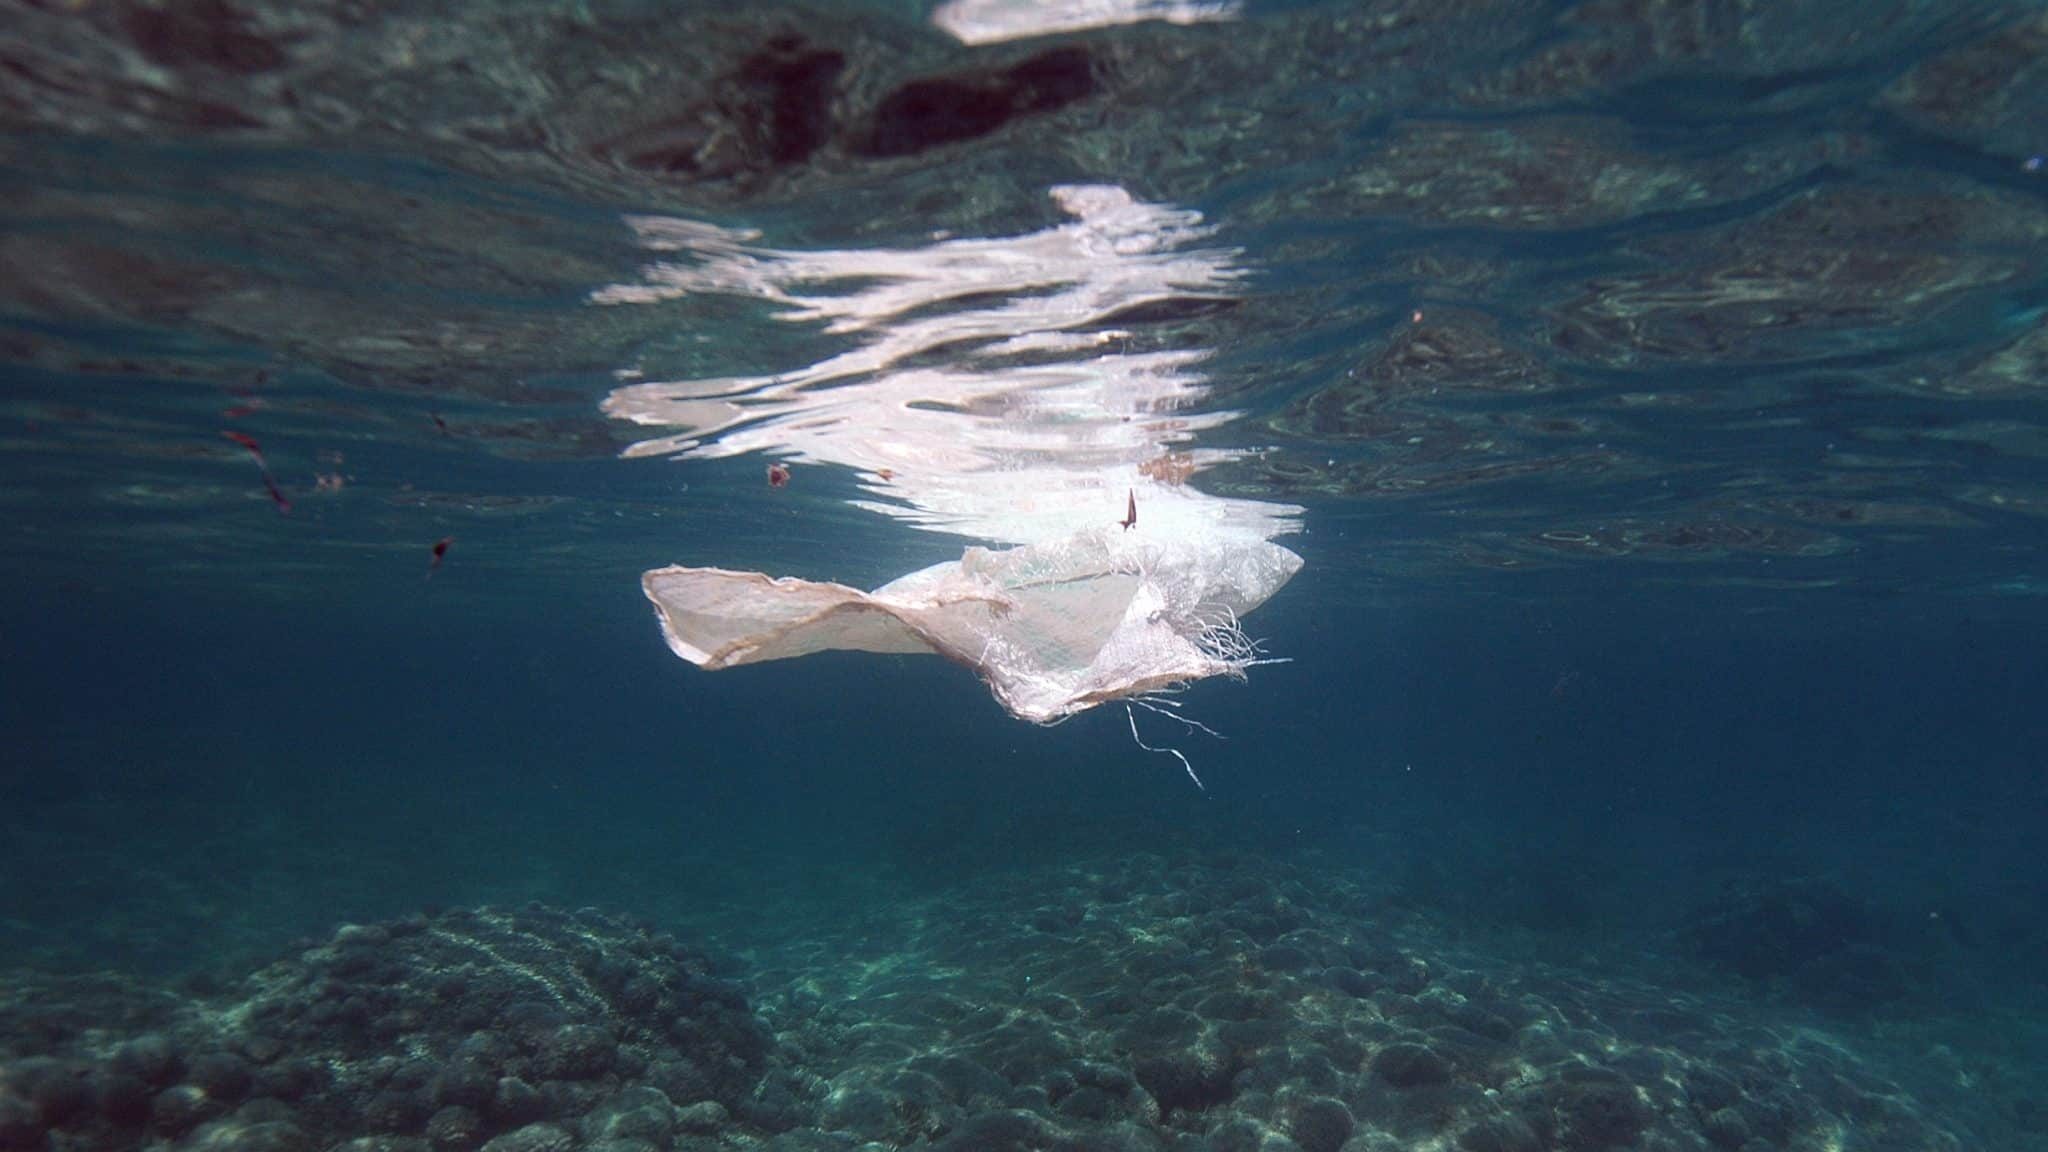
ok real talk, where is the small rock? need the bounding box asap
[182,1116,315,1152]
[187,1053,253,1103]
[536,1024,615,1080]
[1388,956,1432,994]
[675,1100,728,1133]
[151,1084,220,1136]
[1290,1096,1355,1152]
[481,1122,574,1152]
[430,1061,496,1111]
[1459,1115,1540,1152]
[425,1106,481,1150]
[585,1087,676,1145]
[1326,967,1376,998]
[333,924,392,948]
[1557,1081,1644,1147]
[492,1077,547,1126]
[113,1034,183,1087]
[1703,1105,1751,1149]
[1371,1043,1451,1088]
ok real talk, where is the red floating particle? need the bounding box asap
[221,430,290,514]
[260,473,292,515]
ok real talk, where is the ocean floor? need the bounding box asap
[2,845,2033,1152]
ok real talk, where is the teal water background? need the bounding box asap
[4,0,2048,1145]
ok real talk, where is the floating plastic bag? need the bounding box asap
[643,525,1301,725]
[600,186,1304,776]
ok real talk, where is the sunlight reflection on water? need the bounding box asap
[596,184,1300,548]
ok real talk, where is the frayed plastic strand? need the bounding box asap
[1127,704,1205,791]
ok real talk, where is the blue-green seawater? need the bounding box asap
[2,1,2045,1148]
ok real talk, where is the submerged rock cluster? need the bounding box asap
[0,907,778,1152]
[2,850,1975,1151]
[749,854,1970,1152]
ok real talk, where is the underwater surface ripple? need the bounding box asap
[2,2,2046,1150]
